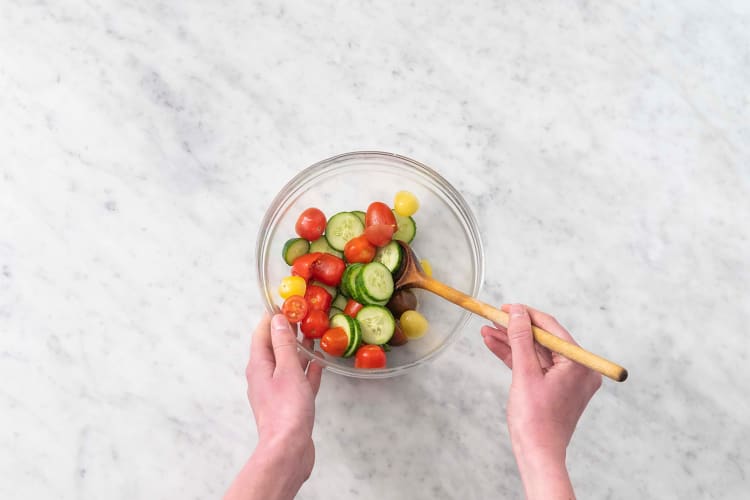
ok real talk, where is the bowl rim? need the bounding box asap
[255,151,485,378]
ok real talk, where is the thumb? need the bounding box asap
[270,314,303,376]
[507,304,543,381]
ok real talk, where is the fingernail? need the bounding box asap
[510,304,525,318]
[271,314,290,333]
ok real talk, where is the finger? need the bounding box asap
[525,306,578,345]
[248,314,274,380]
[482,324,509,344]
[481,327,512,368]
[306,352,324,397]
[494,312,553,368]
[270,314,304,376]
[507,304,543,381]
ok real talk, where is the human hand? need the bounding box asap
[481,304,602,499]
[225,314,324,500]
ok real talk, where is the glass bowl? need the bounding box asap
[256,151,484,378]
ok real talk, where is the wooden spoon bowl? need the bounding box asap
[393,241,628,382]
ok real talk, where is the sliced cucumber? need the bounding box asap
[351,210,366,225]
[309,237,344,258]
[373,241,403,273]
[332,294,348,311]
[328,307,343,318]
[356,306,395,345]
[355,262,394,303]
[392,211,416,243]
[325,212,365,251]
[282,238,310,265]
[340,263,362,297]
[344,263,365,302]
[329,313,362,358]
[311,280,337,300]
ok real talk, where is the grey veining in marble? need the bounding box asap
[1,1,749,499]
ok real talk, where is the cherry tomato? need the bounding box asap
[364,223,395,247]
[354,344,387,369]
[320,327,349,357]
[291,252,323,281]
[304,285,332,312]
[388,323,409,346]
[400,310,429,339]
[278,275,307,299]
[393,191,419,217]
[295,208,327,241]
[344,235,376,263]
[343,299,363,318]
[365,201,397,228]
[281,295,308,323]
[300,309,329,339]
[420,259,433,277]
[311,254,346,286]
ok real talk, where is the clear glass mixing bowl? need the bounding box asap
[256,151,484,378]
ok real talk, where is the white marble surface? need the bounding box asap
[1,1,749,498]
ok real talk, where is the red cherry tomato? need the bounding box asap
[290,252,323,281]
[343,235,376,263]
[311,254,346,286]
[365,202,397,228]
[354,344,387,369]
[364,223,395,247]
[304,285,332,312]
[300,309,329,339]
[320,327,349,357]
[343,299,363,318]
[295,208,327,241]
[281,295,308,324]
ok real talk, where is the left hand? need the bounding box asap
[247,314,323,484]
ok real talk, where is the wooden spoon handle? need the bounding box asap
[419,277,628,382]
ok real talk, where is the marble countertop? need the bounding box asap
[2,1,748,498]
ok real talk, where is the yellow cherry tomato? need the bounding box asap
[420,259,433,277]
[400,310,429,339]
[278,275,306,300]
[393,190,419,217]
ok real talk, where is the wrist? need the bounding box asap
[512,442,573,500]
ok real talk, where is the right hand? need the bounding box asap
[481,304,602,498]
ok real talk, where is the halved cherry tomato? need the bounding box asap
[311,254,346,286]
[343,299,363,318]
[300,309,329,339]
[291,252,323,281]
[295,208,327,241]
[364,223,395,247]
[354,344,387,369]
[365,201,397,228]
[320,327,349,357]
[281,295,308,324]
[344,235,376,263]
[305,285,332,312]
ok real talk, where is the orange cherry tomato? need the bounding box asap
[281,295,308,324]
[320,327,349,357]
[344,235,375,263]
[354,344,387,369]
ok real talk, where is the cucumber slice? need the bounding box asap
[340,263,363,297]
[311,281,337,300]
[373,241,403,273]
[345,263,365,302]
[351,210,366,225]
[392,211,416,243]
[328,307,343,318]
[330,313,362,358]
[309,237,344,258]
[355,262,394,303]
[325,212,365,251]
[282,238,310,265]
[356,306,395,345]
[332,294,348,311]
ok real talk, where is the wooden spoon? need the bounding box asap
[393,241,628,382]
